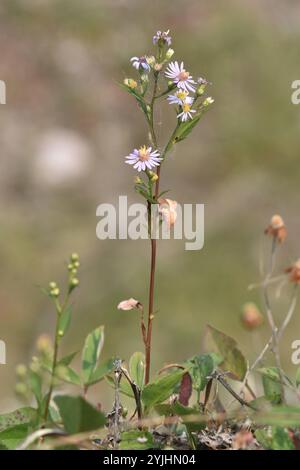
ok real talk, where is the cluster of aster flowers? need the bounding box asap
[122,29,214,184]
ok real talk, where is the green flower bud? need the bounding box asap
[70,278,79,288]
[148,171,158,182]
[123,78,137,89]
[73,261,80,268]
[196,84,206,96]
[165,48,174,60]
[50,287,60,298]
[15,383,28,396]
[203,97,214,107]
[134,176,142,185]
[49,281,57,289]
[16,364,27,378]
[71,253,79,262]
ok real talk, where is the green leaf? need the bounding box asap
[58,305,72,338]
[54,395,106,434]
[28,370,43,406]
[105,376,134,399]
[255,427,295,450]
[87,358,115,386]
[203,324,247,381]
[187,353,221,393]
[119,83,149,120]
[120,430,156,450]
[56,366,81,386]
[258,368,282,404]
[57,351,78,367]
[0,408,36,432]
[0,424,30,450]
[174,109,206,143]
[142,370,186,409]
[155,403,205,432]
[81,326,105,385]
[129,352,145,390]
[254,405,300,427]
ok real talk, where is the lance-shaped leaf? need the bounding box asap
[203,324,247,381]
[119,83,149,120]
[54,395,106,434]
[174,109,207,143]
[129,352,145,390]
[81,326,105,385]
[86,358,115,386]
[142,370,186,409]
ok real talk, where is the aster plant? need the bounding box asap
[121,30,214,384]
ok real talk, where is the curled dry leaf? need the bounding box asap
[117,298,142,311]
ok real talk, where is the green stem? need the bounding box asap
[43,294,69,422]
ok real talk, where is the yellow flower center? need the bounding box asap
[178,70,189,81]
[176,91,188,101]
[182,103,191,113]
[138,146,150,161]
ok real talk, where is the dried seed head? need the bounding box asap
[158,198,178,226]
[264,214,287,243]
[117,298,143,311]
[285,259,300,284]
[241,303,263,330]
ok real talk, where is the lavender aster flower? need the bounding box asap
[177,100,196,122]
[165,61,196,93]
[130,56,151,73]
[167,89,190,106]
[125,146,162,172]
[153,30,172,46]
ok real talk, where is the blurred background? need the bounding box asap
[1,0,300,411]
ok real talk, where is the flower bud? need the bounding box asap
[134,176,142,184]
[154,63,163,72]
[36,334,52,354]
[70,278,79,289]
[146,56,156,67]
[50,287,60,298]
[16,364,27,378]
[196,84,206,96]
[15,382,28,396]
[149,171,158,182]
[123,78,137,89]
[203,97,214,107]
[49,281,57,289]
[71,253,79,262]
[165,48,174,60]
[30,360,40,374]
[241,303,263,330]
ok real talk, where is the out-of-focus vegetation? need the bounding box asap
[1,0,300,411]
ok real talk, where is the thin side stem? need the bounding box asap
[43,294,69,421]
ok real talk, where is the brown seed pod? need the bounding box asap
[264,214,287,243]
